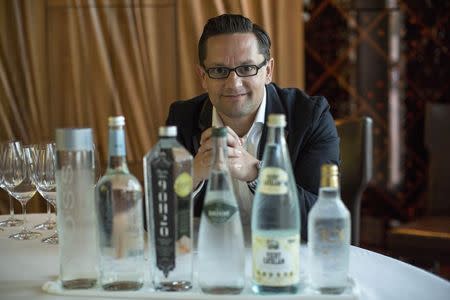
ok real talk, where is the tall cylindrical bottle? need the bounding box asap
[197,127,245,294]
[95,116,145,291]
[144,126,194,291]
[55,128,98,289]
[251,114,300,294]
[308,164,350,294]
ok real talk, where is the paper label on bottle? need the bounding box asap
[311,219,348,270]
[252,234,300,286]
[203,201,238,224]
[259,167,289,195]
[108,128,125,156]
[151,150,176,278]
[174,172,193,198]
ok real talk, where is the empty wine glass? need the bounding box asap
[0,142,24,227]
[33,143,58,244]
[32,144,56,231]
[4,144,41,240]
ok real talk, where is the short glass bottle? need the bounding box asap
[308,163,350,294]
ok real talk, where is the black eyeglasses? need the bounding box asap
[203,59,267,79]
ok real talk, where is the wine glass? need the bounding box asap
[0,142,24,227]
[33,143,58,244]
[4,144,41,240]
[32,144,56,231]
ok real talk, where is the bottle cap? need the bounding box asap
[268,114,287,127]
[212,127,227,137]
[159,126,177,137]
[56,128,93,151]
[320,164,339,188]
[108,116,125,126]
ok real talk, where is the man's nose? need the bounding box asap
[224,70,243,87]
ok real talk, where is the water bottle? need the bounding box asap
[144,126,193,291]
[251,114,300,294]
[95,116,145,291]
[55,128,98,289]
[197,127,245,294]
[308,164,350,294]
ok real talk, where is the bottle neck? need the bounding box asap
[267,126,285,145]
[211,135,228,171]
[159,135,177,147]
[318,186,340,200]
[107,125,128,172]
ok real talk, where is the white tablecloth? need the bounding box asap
[0,214,449,300]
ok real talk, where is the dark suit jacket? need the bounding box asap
[166,83,340,240]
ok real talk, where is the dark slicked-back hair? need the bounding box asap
[198,14,271,66]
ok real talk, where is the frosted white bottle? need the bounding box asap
[56,128,98,289]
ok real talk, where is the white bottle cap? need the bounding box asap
[108,116,125,126]
[267,114,287,127]
[159,126,177,137]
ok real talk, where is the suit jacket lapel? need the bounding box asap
[193,98,213,153]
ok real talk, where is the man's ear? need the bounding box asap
[196,65,208,91]
[265,58,274,85]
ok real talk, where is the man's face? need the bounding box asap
[198,33,274,120]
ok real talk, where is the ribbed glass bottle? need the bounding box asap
[197,127,245,294]
[95,116,145,291]
[143,126,194,291]
[251,114,300,294]
[308,164,350,294]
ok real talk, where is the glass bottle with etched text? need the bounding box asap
[198,127,245,294]
[56,128,98,289]
[251,114,300,294]
[144,126,193,291]
[95,116,145,291]
[308,164,350,294]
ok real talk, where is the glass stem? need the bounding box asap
[46,201,51,221]
[8,194,15,218]
[21,202,27,231]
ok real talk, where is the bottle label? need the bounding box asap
[259,167,289,195]
[108,128,126,156]
[174,172,193,198]
[252,234,300,286]
[151,150,176,278]
[203,201,238,224]
[311,219,348,271]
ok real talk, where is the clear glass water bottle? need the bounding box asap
[308,164,350,294]
[143,126,194,291]
[55,128,98,289]
[251,114,300,294]
[197,127,245,294]
[95,116,145,291]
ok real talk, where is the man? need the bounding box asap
[166,14,339,241]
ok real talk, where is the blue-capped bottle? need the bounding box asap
[251,114,300,294]
[95,116,145,291]
[197,127,245,294]
[144,126,194,291]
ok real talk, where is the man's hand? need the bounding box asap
[193,126,259,187]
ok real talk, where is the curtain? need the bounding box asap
[0,0,304,213]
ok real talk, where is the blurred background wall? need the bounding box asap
[0,0,304,213]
